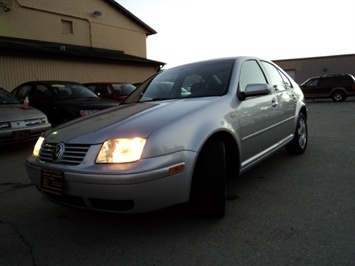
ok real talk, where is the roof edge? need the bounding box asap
[105,0,157,36]
[0,36,165,66]
[273,53,355,62]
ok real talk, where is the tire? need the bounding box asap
[286,113,308,155]
[332,90,346,102]
[190,139,226,218]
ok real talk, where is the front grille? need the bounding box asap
[39,142,91,165]
[89,198,135,211]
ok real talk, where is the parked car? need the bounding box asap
[300,74,355,102]
[0,87,51,145]
[11,81,119,126]
[83,82,137,102]
[26,57,308,218]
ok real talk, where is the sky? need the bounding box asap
[117,0,355,69]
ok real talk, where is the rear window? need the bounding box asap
[52,83,98,99]
[334,76,354,86]
[0,88,19,104]
[318,75,354,87]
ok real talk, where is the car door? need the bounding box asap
[260,61,297,140]
[27,84,56,123]
[31,83,52,107]
[236,59,282,167]
[302,78,319,98]
[317,76,334,97]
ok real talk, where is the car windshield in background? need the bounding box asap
[124,60,234,103]
[53,83,98,100]
[0,88,20,104]
[112,83,136,96]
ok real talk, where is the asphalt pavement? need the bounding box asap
[0,100,354,266]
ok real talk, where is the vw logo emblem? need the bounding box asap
[52,142,65,162]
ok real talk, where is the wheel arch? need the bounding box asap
[300,105,307,120]
[330,87,347,95]
[197,131,241,180]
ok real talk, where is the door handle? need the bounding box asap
[271,98,278,108]
[290,94,297,100]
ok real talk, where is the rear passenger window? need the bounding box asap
[319,77,334,86]
[261,61,292,91]
[279,71,293,90]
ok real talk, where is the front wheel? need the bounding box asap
[286,113,308,155]
[190,139,226,218]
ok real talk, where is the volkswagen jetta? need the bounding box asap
[26,57,308,218]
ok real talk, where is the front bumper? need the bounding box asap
[26,150,196,213]
[0,123,51,145]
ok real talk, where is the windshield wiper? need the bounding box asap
[140,97,171,102]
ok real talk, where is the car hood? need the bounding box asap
[0,104,47,121]
[45,98,220,144]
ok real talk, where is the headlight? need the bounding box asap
[33,136,45,157]
[0,122,10,129]
[80,110,99,116]
[96,138,146,163]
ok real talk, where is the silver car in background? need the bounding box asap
[26,57,308,218]
[0,87,51,145]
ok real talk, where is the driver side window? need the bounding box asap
[306,78,318,86]
[14,85,32,100]
[32,85,51,99]
[239,60,267,92]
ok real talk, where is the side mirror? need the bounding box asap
[238,83,272,101]
[244,83,272,97]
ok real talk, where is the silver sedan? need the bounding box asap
[0,87,51,145]
[26,57,308,218]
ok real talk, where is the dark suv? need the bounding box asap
[300,74,355,102]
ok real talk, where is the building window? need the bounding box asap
[61,20,73,34]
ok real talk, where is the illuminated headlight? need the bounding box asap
[80,110,99,116]
[96,138,146,163]
[33,136,45,157]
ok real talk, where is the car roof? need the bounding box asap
[21,81,83,85]
[83,82,131,85]
[308,74,354,79]
[164,56,271,70]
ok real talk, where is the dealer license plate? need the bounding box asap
[41,169,64,195]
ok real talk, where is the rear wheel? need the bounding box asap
[332,90,346,102]
[190,139,226,218]
[286,113,307,155]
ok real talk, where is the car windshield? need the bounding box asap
[124,60,234,103]
[52,83,98,100]
[112,84,136,96]
[0,88,20,104]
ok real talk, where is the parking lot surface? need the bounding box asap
[1,101,354,266]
